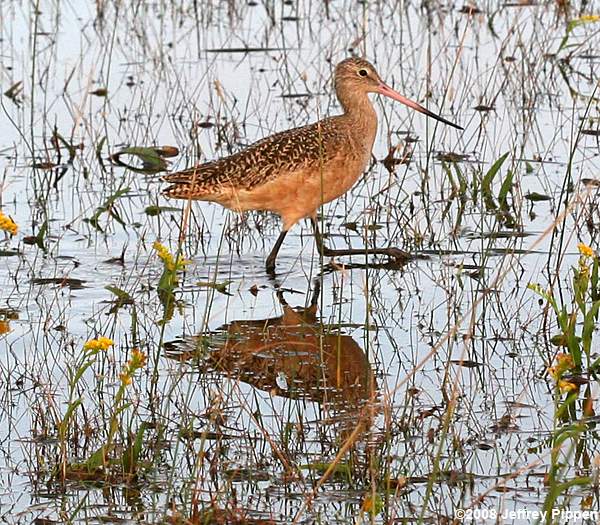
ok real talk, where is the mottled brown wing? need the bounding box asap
[162,117,343,200]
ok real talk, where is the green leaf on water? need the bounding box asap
[105,285,134,308]
[144,205,180,216]
[196,280,234,296]
[525,192,551,202]
[4,80,23,104]
[90,88,108,97]
[110,146,179,174]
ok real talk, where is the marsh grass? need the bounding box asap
[0,1,600,523]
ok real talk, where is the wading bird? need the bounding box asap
[163,57,462,274]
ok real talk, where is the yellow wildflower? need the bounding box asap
[558,379,577,394]
[579,15,600,23]
[129,348,147,368]
[153,241,175,270]
[578,243,594,257]
[153,240,189,272]
[548,353,576,381]
[556,352,575,370]
[0,212,18,235]
[119,372,133,386]
[83,336,114,352]
[119,348,146,387]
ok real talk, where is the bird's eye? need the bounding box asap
[358,69,368,77]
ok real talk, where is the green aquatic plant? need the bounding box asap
[84,348,148,474]
[528,243,600,371]
[153,240,188,323]
[57,336,113,479]
[56,338,150,481]
[529,244,598,522]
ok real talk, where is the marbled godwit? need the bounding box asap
[163,57,462,273]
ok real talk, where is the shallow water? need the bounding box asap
[1,1,600,523]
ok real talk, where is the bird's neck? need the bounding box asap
[338,90,377,121]
[338,92,378,148]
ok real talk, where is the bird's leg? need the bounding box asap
[265,229,288,274]
[309,278,321,307]
[311,218,410,262]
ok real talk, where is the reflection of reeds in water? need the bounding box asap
[167,284,377,436]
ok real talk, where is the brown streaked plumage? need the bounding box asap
[163,57,462,274]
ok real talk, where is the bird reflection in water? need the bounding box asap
[166,281,377,445]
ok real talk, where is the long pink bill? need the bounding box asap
[377,82,463,130]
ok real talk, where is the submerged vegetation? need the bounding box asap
[1,1,600,523]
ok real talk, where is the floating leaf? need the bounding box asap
[196,280,233,296]
[105,285,133,304]
[436,151,469,163]
[110,146,178,174]
[31,161,57,170]
[224,468,271,481]
[90,88,108,97]
[4,81,23,105]
[525,192,552,202]
[31,277,86,290]
[206,46,284,53]
[154,145,179,157]
[450,359,482,368]
[144,205,180,216]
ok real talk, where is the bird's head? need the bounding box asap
[334,57,462,130]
